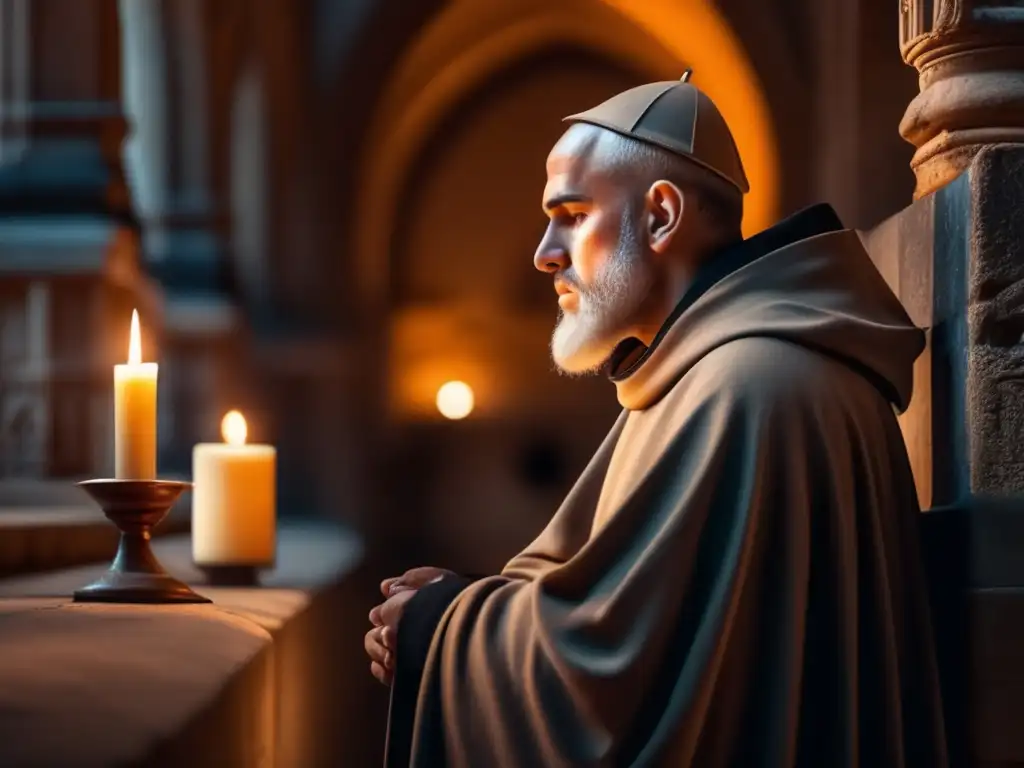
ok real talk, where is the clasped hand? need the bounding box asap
[366,566,453,686]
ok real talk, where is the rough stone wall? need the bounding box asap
[966,146,1024,496]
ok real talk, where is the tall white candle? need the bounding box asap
[114,309,158,479]
[192,410,277,567]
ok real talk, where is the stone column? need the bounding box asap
[859,4,1024,765]
[120,0,243,473]
[868,145,1024,768]
[892,1,1024,520]
[899,0,1024,198]
[0,0,158,479]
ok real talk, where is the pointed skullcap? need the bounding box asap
[563,70,749,194]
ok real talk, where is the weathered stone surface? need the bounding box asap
[861,148,1024,504]
[864,145,1024,764]
[899,1,1024,198]
[0,599,273,768]
[0,523,378,767]
[966,145,1024,495]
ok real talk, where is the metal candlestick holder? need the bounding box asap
[73,479,211,604]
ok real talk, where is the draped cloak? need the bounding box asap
[384,204,949,767]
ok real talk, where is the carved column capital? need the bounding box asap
[899,1,1024,198]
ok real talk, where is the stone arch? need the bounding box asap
[353,0,783,314]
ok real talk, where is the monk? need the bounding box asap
[367,74,949,767]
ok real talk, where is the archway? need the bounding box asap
[380,48,657,571]
[353,0,782,313]
[351,0,784,569]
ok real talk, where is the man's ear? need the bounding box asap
[645,179,686,255]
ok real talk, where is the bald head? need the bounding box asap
[535,123,743,376]
[546,123,743,242]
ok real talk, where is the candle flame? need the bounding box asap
[221,410,247,446]
[128,309,142,365]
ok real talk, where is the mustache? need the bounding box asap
[555,270,586,295]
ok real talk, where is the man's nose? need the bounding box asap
[534,243,569,274]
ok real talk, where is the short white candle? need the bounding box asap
[114,309,158,479]
[192,410,277,567]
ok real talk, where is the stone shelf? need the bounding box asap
[0,523,380,767]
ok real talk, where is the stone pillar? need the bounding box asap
[899,0,1024,198]
[862,159,1024,768]
[857,4,1024,764]
[120,0,244,473]
[0,0,158,479]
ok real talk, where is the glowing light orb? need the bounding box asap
[436,381,474,420]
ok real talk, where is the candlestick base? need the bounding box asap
[199,565,262,587]
[73,479,211,605]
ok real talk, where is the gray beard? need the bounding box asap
[550,216,654,376]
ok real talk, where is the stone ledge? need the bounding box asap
[0,524,368,767]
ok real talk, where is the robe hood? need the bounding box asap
[608,204,925,412]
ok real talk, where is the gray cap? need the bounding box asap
[563,70,749,195]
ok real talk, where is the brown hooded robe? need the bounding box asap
[384,204,948,767]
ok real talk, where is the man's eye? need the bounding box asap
[572,213,587,225]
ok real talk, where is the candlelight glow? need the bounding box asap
[436,381,474,420]
[221,410,248,446]
[128,309,142,365]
